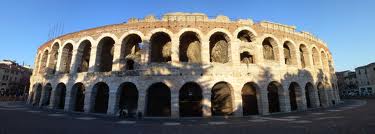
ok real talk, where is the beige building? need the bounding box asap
[336,71,358,96]
[355,62,375,96]
[28,13,339,118]
[0,60,32,96]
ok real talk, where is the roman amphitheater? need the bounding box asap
[28,12,340,118]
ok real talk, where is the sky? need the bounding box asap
[0,0,374,71]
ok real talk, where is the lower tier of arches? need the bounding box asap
[28,79,340,117]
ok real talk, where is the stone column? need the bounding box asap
[88,44,98,73]
[112,43,122,72]
[107,91,117,115]
[137,88,146,116]
[55,47,63,74]
[171,90,179,118]
[49,89,56,109]
[298,86,307,111]
[231,40,240,65]
[64,90,73,111]
[171,36,180,66]
[201,38,210,65]
[280,84,291,112]
[69,48,80,74]
[233,84,243,117]
[84,84,94,113]
[202,90,212,117]
[259,86,269,115]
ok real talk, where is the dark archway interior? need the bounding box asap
[61,44,73,73]
[119,83,138,115]
[50,43,59,74]
[150,32,171,62]
[55,83,66,109]
[242,83,258,115]
[43,84,52,106]
[93,82,109,113]
[263,38,275,60]
[305,83,313,108]
[126,59,134,70]
[179,82,203,117]
[268,82,280,113]
[122,34,141,70]
[240,51,254,64]
[73,83,85,112]
[237,30,253,42]
[179,32,201,63]
[209,32,229,63]
[289,83,298,111]
[211,82,233,116]
[98,37,114,72]
[283,44,291,65]
[78,41,91,73]
[34,85,42,105]
[146,83,171,117]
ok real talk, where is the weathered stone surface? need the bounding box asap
[211,40,229,63]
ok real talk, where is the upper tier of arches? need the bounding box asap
[33,26,334,76]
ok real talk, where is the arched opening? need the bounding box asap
[71,83,85,112]
[146,82,171,117]
[267,81,281,113]
[96,37,115,72]
[209,32,230,63]
[118,82,138,116]
[305,83,314,108]
[240,51,254,64]
[312,47,320,66]
[300,44,309,68]
[237,30,255,42]
[241,82,259,115]
[33,84,42,105]
[39,50,49,74]
[77,40,91,73]
[317,82,325,107]
[211,82,233,116]
[179,31,201,63]
[321,51,329,71]
[34,54,41,74]
[283,43,292,65]
[92,82,109,113]
[60,43,73,73]
[48,43,59,74]
[54,83,66,109]
[263,37,278,61]
[42,83,52,106]
[121,34,141,70]
[288,82,302,111]
[179,82,203,117]
[125,59,134,70]
[150,32,171,63]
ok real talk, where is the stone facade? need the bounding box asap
[355,63,375,96]
[28,12,339,118]
[0,60,32,96]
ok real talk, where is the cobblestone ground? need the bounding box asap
[0,99,373,134]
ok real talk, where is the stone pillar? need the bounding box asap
[231,40,240,65]
[280,84,291,112]
[141,41,150,65]
[112,43,122,72]
[70,48,80,74]
[88,44,98,73]
[171,36,180,66]
[49,89,56,109]
[298,86,307,111]
[84,84,94,113]
[64,90,73,111]
[171,90,179,118]
[201,38,210,65]
[202,90,212,117]
[55,47,63,74]
[137,88,146,116]
[233,84,243,117]
[259,86,269,115]
[107,91,117,115]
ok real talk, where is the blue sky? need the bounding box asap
[0,0,374,71]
